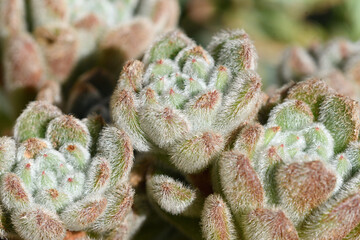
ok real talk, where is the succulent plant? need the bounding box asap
[110,30,360,239]
[0,0,179,98]
[0,101,137,240]
[278,38,360,100]
[111,29,262,155]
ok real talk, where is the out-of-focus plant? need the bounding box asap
[279,38,360,101]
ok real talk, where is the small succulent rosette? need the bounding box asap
[0,101,136,240]
[111,29,263,174]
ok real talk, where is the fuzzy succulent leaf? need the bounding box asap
[318,94,360,153]
[242,208,299,240]
[12,205,66,240]
[201,194,237,240]
[0,137,16,174]
[97,126,134,186]
[147,174,198,215]
[14,101,62,143]
[92,184,134,233]
[218,151,264,218]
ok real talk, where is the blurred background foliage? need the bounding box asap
[179,0,360,89]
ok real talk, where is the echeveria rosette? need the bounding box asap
[204,78,360,240]
[0,101,136,240]
[111,29,263,175]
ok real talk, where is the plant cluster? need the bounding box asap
[2,8,360,238]
[111,30,360,239]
